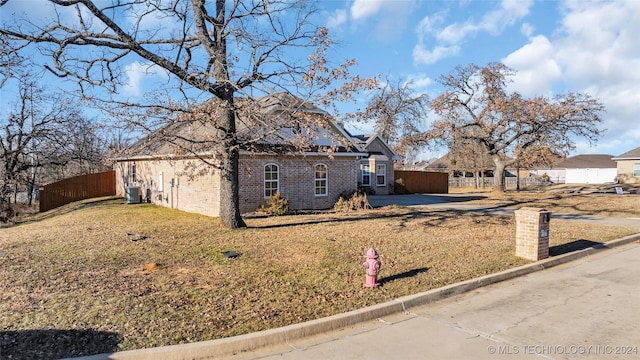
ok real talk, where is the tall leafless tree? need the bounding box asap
[416,62,604,192]
[1,0,373,228]
[356,77,429,163]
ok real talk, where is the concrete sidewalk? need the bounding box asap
[225,242,640,360]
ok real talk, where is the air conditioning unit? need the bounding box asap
[125,186,141,204]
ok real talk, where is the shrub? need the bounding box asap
[258,192,289,216]
[333,190,372,212]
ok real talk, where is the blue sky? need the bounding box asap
[1,0,639,160]
[315,0,640,159]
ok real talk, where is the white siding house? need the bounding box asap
[555,154,617,184]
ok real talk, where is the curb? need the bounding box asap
[69,233,640,360]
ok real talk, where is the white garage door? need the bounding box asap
[565,168,618,184]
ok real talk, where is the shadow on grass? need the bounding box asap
[379,267,430,285]
[549,239,605,257]
[249,209,511,230]
[0,328,121,360]
[4,196,124,228]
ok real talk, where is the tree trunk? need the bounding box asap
[493,156,507,192]
[217,96,246,229]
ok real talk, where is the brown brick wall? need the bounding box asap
[115,154,359,217]
[115,158,221,217]
[515,207,550,261]
[239,154,358,213]
[616,160,639,184]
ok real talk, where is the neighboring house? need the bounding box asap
[349,134,400,195]
[113,93,396,217]
[547,154,617,184]
[403,158,438,171]
[612,146,640,184]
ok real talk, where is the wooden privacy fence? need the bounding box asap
[39,170,116,212]
[394,170,449,194]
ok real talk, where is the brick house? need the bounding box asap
[612,146,640,184]
[113,93,397,216]
[350,134,400,195]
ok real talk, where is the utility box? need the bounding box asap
[515,207,551,261]
[125,186,141,204]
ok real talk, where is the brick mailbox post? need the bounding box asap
[515,207,551,261]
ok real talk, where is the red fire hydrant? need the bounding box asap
[363,247,381,288]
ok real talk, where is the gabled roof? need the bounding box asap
[612,146,640,160]
[553,154,616,169]
[350,134,401,161]
[425,153,452,170]
[118,93,366,160]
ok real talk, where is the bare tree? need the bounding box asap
[1,0,373,228]
[356,77,428,162]
[0,75,79,219]
[416,63,604,192]
[39,113,108,185]
[448,138,493,188]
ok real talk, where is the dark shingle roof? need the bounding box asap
[613,146,640,160]
[553,154,616,169]
[121,93,360,158]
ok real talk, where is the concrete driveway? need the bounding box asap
[367,193,487,208]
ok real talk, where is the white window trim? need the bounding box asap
[361,163,371,186]
[376,163,386,187]
[264,163,279,198]
[314,163,328,197]
[633,163,640,177]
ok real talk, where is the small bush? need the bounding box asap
[333,190,372,212]
[258,192,289,216]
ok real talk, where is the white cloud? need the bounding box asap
[503,35,562,97]
[350,0,385,20]
[326,9,348,29]
[348,0,416,43]
[413,44,460,65]
[413,0,534,65]
[502,0,640,155]
[405,73,433,90]
[123,61,168,97]
[520,23,534,37]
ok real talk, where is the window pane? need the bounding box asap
[375,164,386,186]
[315,164,327,196]
[634,164,640,177]
[265,164,279,197]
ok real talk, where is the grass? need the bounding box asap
[1,195,638,358]
[451,185,640,218]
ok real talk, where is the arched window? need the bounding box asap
[314,164,328,196]
[264,164,279,198]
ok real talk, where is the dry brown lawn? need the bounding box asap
[1,195,638,358]
[453,185,640,218]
